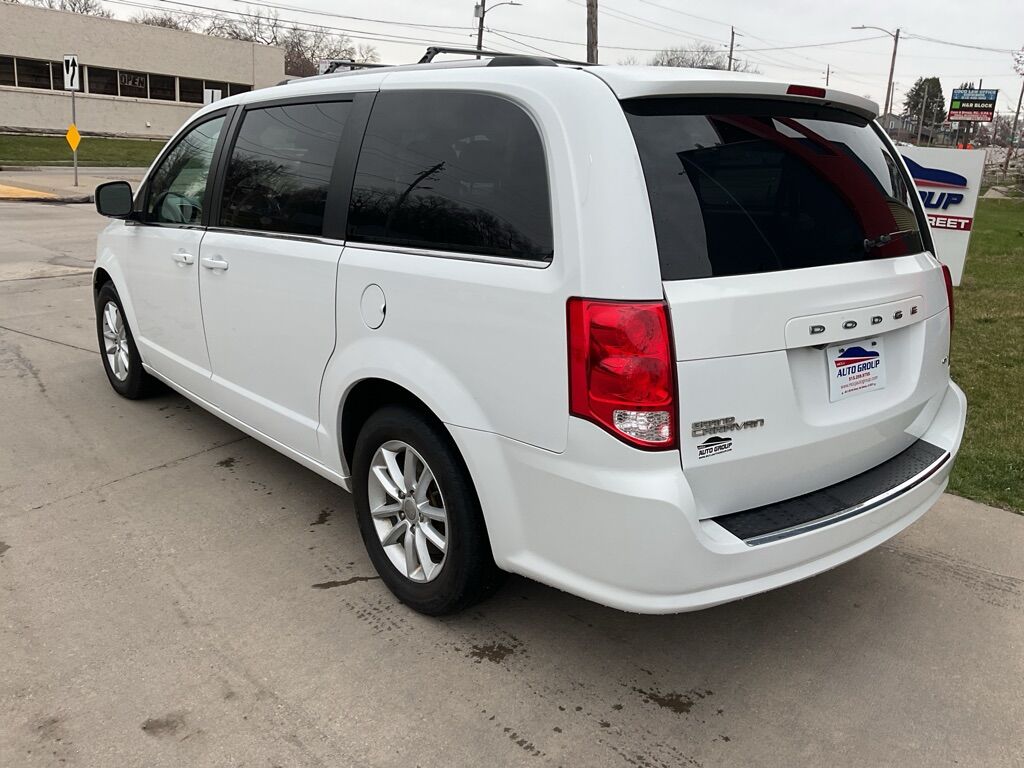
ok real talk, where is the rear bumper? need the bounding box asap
[450,380,966,614]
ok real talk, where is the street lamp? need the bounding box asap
[475,1,522,58]
[852,25,901,118]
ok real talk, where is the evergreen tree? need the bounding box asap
[902,76,946,128]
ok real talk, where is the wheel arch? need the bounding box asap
[93,267,113,294]
[338,378,444,477]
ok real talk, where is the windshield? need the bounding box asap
[623,97,928,281]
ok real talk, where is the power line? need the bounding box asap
[564,0,727,48]
[484,29,562,58]
[902,33,1015,54]
[215,0,476,33]
[101,0,474,51]
[629,0,732,29]
[739,36,889,52]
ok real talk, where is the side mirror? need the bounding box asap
[95,181,135,219]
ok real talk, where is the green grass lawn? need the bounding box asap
[947,198,1024,512]
[0,134,163,167]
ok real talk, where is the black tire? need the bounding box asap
[352,405,504,615]
[94,282,159,399]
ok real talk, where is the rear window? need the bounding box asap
[623,98,927,280]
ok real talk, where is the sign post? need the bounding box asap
[62,54,80,187]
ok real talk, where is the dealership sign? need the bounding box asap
[947,88,998,122]
[900,147,985,285]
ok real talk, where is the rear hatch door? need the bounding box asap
[624,96,952,517]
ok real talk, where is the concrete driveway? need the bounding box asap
[1,202,1022,768]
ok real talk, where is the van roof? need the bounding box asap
[224,56,879,121]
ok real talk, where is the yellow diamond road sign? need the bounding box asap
[65,123,81,152]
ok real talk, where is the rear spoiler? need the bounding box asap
[590,73,878,121]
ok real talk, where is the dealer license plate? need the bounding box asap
[827,337,886,402]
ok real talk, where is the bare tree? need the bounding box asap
[282,25,379,76]
[205,7,283,46]
[130,11,201,31]
[206,8,379,76]
[617,55,641,66]
[650,42,757,73]
[24,0,111,16]
[355,43,380,64]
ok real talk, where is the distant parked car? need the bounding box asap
[92,53,966,614]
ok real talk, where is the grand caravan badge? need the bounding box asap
[691,416,765,438]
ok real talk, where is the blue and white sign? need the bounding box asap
[827,338,886,402]
[899,147,985,286]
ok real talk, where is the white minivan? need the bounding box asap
[93,53,966,615]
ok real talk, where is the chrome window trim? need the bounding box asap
[739,449,951,546]
[350,241,551,269]
[203,226,346,248]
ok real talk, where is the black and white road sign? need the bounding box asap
[63,55,80,91]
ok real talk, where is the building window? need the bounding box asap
[179,77,203,104]
[118,70,148,98]
[87,66,118,96]
[149,74,175,101]
[0,56,14,87]
[1,55,255,105]
[16,58,53,90]
[203,80,228,100]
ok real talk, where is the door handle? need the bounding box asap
[200,255,229,271]
[172,251,195,266]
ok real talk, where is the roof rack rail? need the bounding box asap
[418,46,593,67]
[320,60,391,75]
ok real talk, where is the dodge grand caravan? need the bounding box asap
[92,53,966,615]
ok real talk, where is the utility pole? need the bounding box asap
[474,1,521,58]
[825,64,830,86]
[476,0,485,58]
[1003,78,1024,175]
[728,26,736,71]
[586,0,598,64]
[883,28,900,117]
[852,26,900,117]
[916,80,930,145]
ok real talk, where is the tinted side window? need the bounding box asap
[220,101,350,237]
[145,116,225,224]
[348,91,553,261]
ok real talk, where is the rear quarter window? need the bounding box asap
[347,90,553,262]
[624,97,928,280]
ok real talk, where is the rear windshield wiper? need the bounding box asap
[863,228,917,252]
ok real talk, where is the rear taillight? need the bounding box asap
[941,264,955,333]
[567,298,676,449]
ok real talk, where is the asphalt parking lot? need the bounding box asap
[1,201,1022,768]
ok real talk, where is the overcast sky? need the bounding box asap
[108,0,1024,115]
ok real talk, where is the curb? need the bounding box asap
[0,194,93,203]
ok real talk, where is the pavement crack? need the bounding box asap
[0,323,97,354]
[312,576,380,589]
[0,269,91,284]
[24,436,249,513]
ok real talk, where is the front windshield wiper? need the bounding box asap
[863,228,917,252]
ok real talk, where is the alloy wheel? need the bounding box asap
[367,440,449,583]
[101,301,130,382]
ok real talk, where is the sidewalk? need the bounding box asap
[0,166,147,202]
